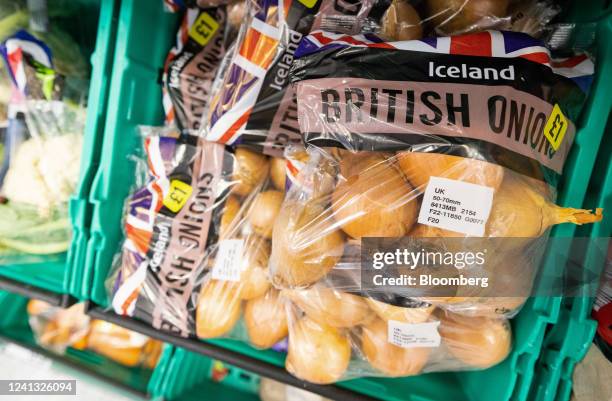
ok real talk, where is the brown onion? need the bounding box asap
[426,0,510,34]
[381,0,423,41]
[248,190,284,238]
[244,290,288,349]
[239,236,271,300]
[332,154,418,238]
[286,317,351,384]
[271,200,345,287]
[220,196,241,238]
[270,157,287,190]
[438,312,511,368]
[285,287,374,328]
[196,280,242,339]
[232,147,269,197]
[362,318,431,376]
[397,152,504,190]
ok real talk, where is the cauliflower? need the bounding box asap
[3,133,82,214]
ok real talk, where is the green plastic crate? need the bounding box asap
[68,0,121,301]
[0,0,116,301]
[150,348,260,401]
[81,1,612,400]
[529,54,612,401]
[0,290,167,394]
[84,0,180,305]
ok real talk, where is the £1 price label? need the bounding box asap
[543,104,569,151]
[163,180,193,213]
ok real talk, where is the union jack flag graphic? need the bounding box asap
[298,30,594,88]
[206,0,283,145]
[113,133,178,316]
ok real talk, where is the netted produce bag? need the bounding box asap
[268,28,602,380]
[108,127,289,349]
[283,284,512,383]
[0,30,86,264]
[27,300,163,368]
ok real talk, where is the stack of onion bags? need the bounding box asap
[265,26,603,382]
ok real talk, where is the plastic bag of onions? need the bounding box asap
[106,127,290,349]
[269,27,602,330]
[309,0,560,41]
[283,285,513,384]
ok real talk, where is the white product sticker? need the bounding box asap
[211,239,244,282]
[387,320,441,348]
[418,176,494,236]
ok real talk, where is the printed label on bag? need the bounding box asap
[387,320,441,348]
[543,104,568,151]
[418,176,494,236]
[211,239,244,282]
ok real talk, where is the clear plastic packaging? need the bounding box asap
[27,300,90,353]
[283,284,513,384]
[108,127,289,349]
[310,0,560,40]
[262,29,603,382]
[202,0,560,155]
[27,300,163,368]
[203,0,321,156]
[0,28,86,263]
[162,5,238,130]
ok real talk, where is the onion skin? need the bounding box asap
[366,298,435,323]
[410,223,464,238]
[397,152,504,190]
[232,148,270,197]
[270,157,287,190]
[438,312,511,368]
[244,290,288,349]
[486,174,603,238]
[248,190,284,238]
[286,317,351,384]
[220,196,241,238]
[332,155,418,239]
[426,0,510,34]
[196,280,242,339]
[362,318,431,376]
[271,200,345,287]
[381,0,423,41]
[239,236,271,300]
[285,288,374,328]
